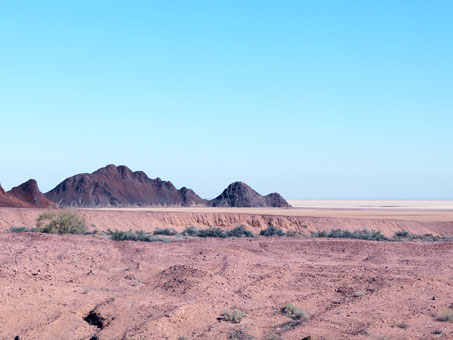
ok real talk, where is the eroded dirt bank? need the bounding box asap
[0,233,452,340]
[1,207,453,237]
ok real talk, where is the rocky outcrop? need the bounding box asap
[7,179,57,208]
[45,164,207,207]
[209,182,291,208]
[0,180,56,208]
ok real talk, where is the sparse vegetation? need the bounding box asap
[36,211,88,234]
[394,230,409,237]
[182,226,200,236]
[281,303,309,320]
[393,231,452,242]
[153,228,178,236]
[260,225,285,237]
[311,229,388,241]
[227,329,255,340]
[8,226,36,233]
[197,227,227,238]
[436,310,453,322]
[108,230,169,242]
[353,290,364,297]
[226,225,255,238]
[397,323,408,329]
[222,309,247,323]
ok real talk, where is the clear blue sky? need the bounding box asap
[1,1,452,199]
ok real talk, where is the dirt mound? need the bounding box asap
[209,181,291,207]
[0,233,451,340]
[7,179,57,208]
[45,164,207,207]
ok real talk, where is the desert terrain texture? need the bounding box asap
[0,201,452,340]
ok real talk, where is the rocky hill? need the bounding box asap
[0,180,56,208]
[209,181,291,207]
[8,179,57,208]
[45,164,207,207]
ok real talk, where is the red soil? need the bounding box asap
[0,233,451,340]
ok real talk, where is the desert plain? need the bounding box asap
[0,201,452,340]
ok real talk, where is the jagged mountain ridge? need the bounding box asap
[45,164,208,207]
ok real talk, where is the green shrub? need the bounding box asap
[198,227,227,238]
[108,230,168,242]
[226,225,255,238]
[182,226,200,236]
[8,226,36,233]
[281,303,308,320]
[394,230,409,237]
[222,309,246,323]
[260,225,285,237]
[36,211,87,234]
[153,228,178,236]
[311,229,388,241]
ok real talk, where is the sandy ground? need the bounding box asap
[0,233,451,340]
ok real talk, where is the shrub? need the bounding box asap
[8,226,35,233]
[281,303,309,320]
[36,211,87,234]
[228,329,255,340]
[222,309,246,323]
[260,225,285,237]
[311,229,388,241]
[182,226,200,236]
[436,310,453,322]
[397,323,408,329]
[226,225,255,238]
[153,228,178,236]
[394,230,409,237]
[198,227,227,238]
[109,230,167,242]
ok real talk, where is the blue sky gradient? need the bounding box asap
[1,1,452,199]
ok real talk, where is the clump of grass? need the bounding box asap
[8,226,36,233]
[182,226,200,236]
[198,227,227,238]
[353,290,364,297]
[392,231,451,242]
[226,225,255,238]
[222,309,246,323]
[228,329,255,340]
[108,230,168,242]
[281,303,309,320]
[36,211,87,234]
[311,229,388,241]
[436,310,453,322]
[260,225,286,237]
[153,228,178,236]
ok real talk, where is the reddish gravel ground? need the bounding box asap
[0,233,451,340]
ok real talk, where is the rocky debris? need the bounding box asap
[45,164,207,207]
[7,179,57,208]
[209,181,291,208]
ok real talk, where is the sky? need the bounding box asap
[1,0,452,199]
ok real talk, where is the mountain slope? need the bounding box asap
[209,182,291,207]
[45,164,207,207]
[7,179,57,208]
